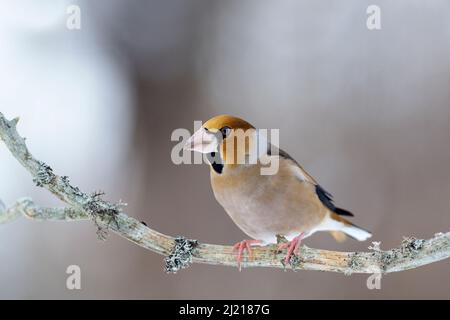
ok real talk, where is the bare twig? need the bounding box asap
[1,111,450,274]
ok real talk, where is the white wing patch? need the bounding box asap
[290,164,308,182]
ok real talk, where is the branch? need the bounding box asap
[0,198,89,224]
[1,112,450,274]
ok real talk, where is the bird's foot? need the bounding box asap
[232,239,262,270]
[278,233,304,265]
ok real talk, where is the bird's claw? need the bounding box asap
[232,239,262,269]
[277,233,304,265]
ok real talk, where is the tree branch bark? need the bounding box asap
[1,111,450,274]
[0,198,89,223]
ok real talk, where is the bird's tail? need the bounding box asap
[329,231,347,242]
[328,213,372,241]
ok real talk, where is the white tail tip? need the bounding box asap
[342,225,372,241]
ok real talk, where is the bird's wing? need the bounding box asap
[267,145,316,183]
[268,145,354,217]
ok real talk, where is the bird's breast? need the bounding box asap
[210,163,327,243]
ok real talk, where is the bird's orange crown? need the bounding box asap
[203,115,256,165]
[202,114,254,132]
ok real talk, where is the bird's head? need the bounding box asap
[184,115,257,165]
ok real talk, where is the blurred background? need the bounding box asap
[1,0,450,299]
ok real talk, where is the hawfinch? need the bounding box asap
[184,115,371,266]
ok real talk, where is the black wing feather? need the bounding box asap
[273,146,354,217]
[315,185,354,217]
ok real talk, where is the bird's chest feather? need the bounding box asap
[210,163,325,242]
[211,165,265,213]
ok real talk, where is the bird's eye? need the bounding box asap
[220,126,231,138]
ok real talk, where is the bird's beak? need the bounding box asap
[183,127,219,154]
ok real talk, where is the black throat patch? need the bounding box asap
[207,152,223,174]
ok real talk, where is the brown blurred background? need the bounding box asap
[1,0,450,299]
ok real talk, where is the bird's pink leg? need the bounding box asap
[277,233,304,265]
[232,239,262,269]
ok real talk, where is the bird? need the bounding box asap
[184,114,371,267]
